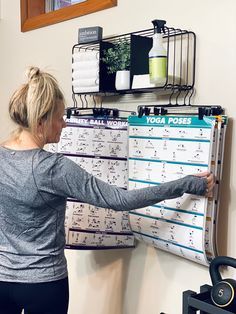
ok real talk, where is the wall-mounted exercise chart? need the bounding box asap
[128,115,227,266]
[49,116,134,249]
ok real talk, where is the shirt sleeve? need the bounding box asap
[41,154,207,211]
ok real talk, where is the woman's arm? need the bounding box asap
[48,155,210,211]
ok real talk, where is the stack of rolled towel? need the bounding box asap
[72,50,100,93]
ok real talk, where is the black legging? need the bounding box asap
[0,277,69,314]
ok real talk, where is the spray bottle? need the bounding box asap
[149,19,167,85]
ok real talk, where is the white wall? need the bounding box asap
[0,1,236,313]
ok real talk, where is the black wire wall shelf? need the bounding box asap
[72,24,196,99]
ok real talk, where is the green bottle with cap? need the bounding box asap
[149,19,167,85]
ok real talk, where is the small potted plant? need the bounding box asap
[102,38,131,90]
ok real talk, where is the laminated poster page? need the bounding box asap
[128,115,227,266]
[48,116,135,250]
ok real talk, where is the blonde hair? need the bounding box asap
[9,66,65,138]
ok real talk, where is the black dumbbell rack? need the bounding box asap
[183,285,235,314]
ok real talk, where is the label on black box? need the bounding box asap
[78,26,103,43]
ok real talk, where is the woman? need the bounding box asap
[0,67,214,314]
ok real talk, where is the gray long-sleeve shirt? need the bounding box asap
[0,147,207,283]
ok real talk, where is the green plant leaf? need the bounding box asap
[102,38,131,74]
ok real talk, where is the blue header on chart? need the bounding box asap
[128,115,216,128]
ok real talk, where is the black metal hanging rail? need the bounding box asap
[136,104,224,120]
[71,24,196,96]
[65,107,136,119]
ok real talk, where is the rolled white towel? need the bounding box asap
[72,77,99,87]
[73,51,99,61]
[72,69,99,80]
[73,86,99,93]
[72,60,99,70]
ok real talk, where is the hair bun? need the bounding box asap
[26,66,40,82]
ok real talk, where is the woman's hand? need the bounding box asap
[194,171,215,197]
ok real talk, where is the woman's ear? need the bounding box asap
[38,117,48,127]
[37,119,46,134]
[37,120,44,131]
[36,120,47,144]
